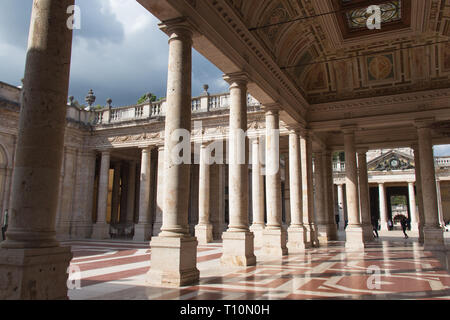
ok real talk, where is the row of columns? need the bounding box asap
[0,3,446,299]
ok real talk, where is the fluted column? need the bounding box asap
[408,182,419,231]
[221,72,256,266]
[262,105,287,256]
[416,120,445,250]
[92,151,111,239]
[287,129,307,251]
[301,131,316,247]
[357,149,373,242]
[250,138,265,247]
[378,183,388,231]
[0,0,74,299]
[343,126,365,249]
[134,147,153,241]
[195,143,213,244]
[337,184,345,230]
[147,19,199,286]
[324,151,338,240]
[412,144,425,243]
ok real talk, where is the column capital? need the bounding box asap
[263,103,281,114]
[414,117,435,129]
[356,147,369,154]
[286,123,305,135]
[97,149,111,155]
[223,71,249,87]
[158,17,196,41]
[139,145,155,152]
[341,124,358,134]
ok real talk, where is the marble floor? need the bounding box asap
[64,231,450,300]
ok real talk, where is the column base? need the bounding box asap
[147,236,199,287]
[194,224,213,244]
[249,224,264,247]
[305,224,320,247]
[212,222,225,240]
[0,246,72,300]
[287,226,309,252]
[316,223,338,244]
[134,223,153,241]
[91,223,110,239]
[423,226,446,251]
[380,222,389,231]
[261,228,288,256]
[345,226,367,251]
[221,231,256,267]
[152,221,162,237]
[361,223,375,242]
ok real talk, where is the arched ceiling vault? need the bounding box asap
[228,0,450,104]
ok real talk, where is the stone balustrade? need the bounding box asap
[65,92,261,126]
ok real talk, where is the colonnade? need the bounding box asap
[0,5,446,300]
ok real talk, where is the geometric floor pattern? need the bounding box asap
[64,231,450,300]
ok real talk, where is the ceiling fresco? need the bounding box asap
[227,0,450,104]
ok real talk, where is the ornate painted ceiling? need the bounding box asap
[227,0,450,104]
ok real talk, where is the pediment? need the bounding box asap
[367,150,414,171]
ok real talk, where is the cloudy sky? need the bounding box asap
[0,0,229,106]
[1,0,449,156]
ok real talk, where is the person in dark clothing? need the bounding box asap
[400,216,408,239]
[372,217,379,238]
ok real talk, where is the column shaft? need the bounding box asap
[343,129,365,249]
[408,182,419,231]
[0,0,74,299]
[417,124,445,250]
[250,138,265,246]
[221,72,255,266]
[147,21,199,287]
[337,184,345,230]
[92,151,111,239]
[262,107,287,256]
[134,147,152,241]
[126,161,136,224]
[195,143,213,244]
[324,151,338,240]
[357,150,373,242]
[301,132,316,247]
[413,145,425,242]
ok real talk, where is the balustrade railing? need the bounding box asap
[67,92,260,126]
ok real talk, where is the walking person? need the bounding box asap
[400,216,408,239]
[1,209,8,241]
[372,217,379,238]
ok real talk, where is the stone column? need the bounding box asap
[220,72,256,266]
[152,146,165,236]
[210,163,225,240]
[249,138,265,247]
[301,131,316,247]
[357,149,373,242]
[324,150,338,240]
[147,19,199,286]
[343,127,365,249]
[195,143,213,244]
[337,184,345,230]
[314,151,328,243]
[408,182,419,231]
[416,120,445,250]
[262,105,287,256]
[92,151,111,239]
[134,147,153,241]
[283,153,291,227]
[436,180,445,227]
[72,150,96,239]
[0,0,74,300]
[412,144,425,243]
[287,129,307,252]
[126,160,137,224]
[379,183,388,231]
[111,162,122,224]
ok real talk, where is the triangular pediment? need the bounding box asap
[367,150,415,172]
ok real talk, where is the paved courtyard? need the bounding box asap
[66,231,450,300]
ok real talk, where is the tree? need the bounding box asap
[137,93,157,104]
